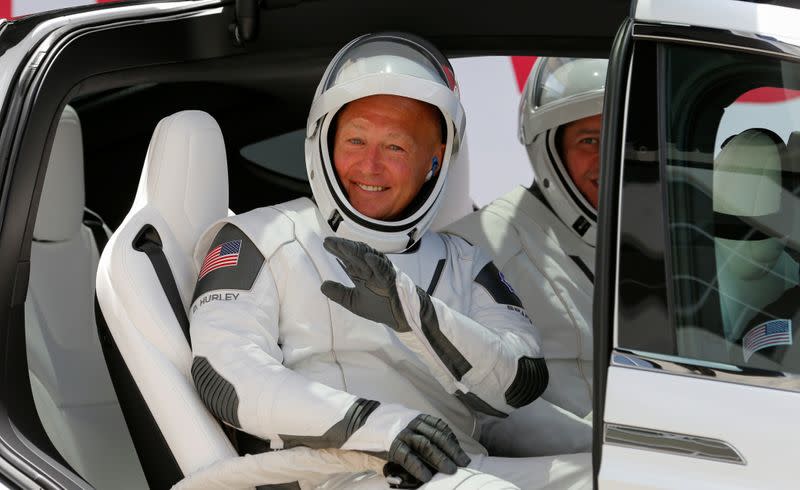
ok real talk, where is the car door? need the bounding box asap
[0,3,246,488]
[597,0,800,488]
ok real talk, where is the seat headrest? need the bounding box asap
[714,128,785,217]
[34,105,85,242]
[133,111,228,259]
[714,128,787,279]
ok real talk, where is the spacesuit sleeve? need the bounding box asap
[190,223,417,451]
[393,243,547,418]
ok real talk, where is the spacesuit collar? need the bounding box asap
[527,182,555,215]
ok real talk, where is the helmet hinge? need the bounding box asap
[405,228,418,249]
[572,216,590,237]
[328,210,343,231]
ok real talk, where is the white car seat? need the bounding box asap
[95,110,237,488]
[25,105,147,488]
[712,128,798,342]
[95,111,451,489]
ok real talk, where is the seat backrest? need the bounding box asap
[25,105,146,488]
[96,111,236,487]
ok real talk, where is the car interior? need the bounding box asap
[10,43,477,490]
[24,76,506,488]
[27,73,340,487]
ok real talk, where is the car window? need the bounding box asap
[618,42,800,375]
[241,128,307,181]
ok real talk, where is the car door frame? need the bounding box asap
[596,0,800,487]
[593,11,633,486]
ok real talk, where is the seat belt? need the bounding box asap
[84,212,191,343]
[86,210,188,486]
[115,223,274,460]
[131,224,191,345]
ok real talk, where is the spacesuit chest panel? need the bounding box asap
[386,232,448,294]
[274,204,458,361]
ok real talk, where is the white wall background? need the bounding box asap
[452,57,533,208]
[12,0,97,17]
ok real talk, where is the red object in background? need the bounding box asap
[511,56,537,92]
[736,87,800,103]
[0,0,11,19]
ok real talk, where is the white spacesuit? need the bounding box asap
[189,35,590,489]
[446,57,607,456]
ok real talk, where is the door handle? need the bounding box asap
[604,423,746,465]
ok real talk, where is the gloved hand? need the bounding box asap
[384,414,471,483]
[321,236,412,332]
[338,401,470,484]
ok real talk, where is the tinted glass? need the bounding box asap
[662,44,800,373]
[616,42,800,377]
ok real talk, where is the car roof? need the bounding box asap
[4,0,634,58]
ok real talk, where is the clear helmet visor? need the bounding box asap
[533,57,606,108]
[305,32,466,252]
[321,33,459,94]
[520,57,607,143]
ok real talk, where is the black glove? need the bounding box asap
[383,414,471,484]
[321,236,412,332]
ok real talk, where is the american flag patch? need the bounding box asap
[743,319,792,362]
[199,240,242,280]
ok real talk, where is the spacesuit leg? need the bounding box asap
[481,398,593,456]
[311,468,521,490]
[311,452,591,490]
[470,452,592,490]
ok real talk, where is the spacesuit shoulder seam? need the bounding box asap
[227,206,298,261]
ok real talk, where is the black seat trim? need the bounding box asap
[92,220,185,489]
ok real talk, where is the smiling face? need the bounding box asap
[560,114,602,209]
[332,95,446,220]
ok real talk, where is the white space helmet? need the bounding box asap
[306,32,465,252]
[519,57,607,246]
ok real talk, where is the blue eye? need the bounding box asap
[348,138,364,145]
[387,144,405,152]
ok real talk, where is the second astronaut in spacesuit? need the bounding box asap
[447,57,607,457]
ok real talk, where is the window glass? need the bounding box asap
[662,44,800,373]
[240,128,308,182]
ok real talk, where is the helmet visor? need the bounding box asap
[531,57,606,109]
[520,57,607,143]
[321,33,459,94]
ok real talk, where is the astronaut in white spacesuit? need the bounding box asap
[189,35,590,489]
[447,57,607,457]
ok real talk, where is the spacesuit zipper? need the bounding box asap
[330,347,347,392]
[329,323,347,391]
